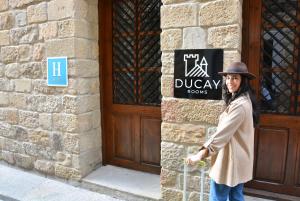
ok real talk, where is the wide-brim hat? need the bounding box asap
[218,62,256,80]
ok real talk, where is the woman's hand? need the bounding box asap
[185,149,208,165]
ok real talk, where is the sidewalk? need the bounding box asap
[0,164,122,201]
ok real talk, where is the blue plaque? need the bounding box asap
[47,57,68,86]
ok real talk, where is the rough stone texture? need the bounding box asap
[18,45,32,62]
[0,30,9,46]
[1,46,18,64]
[14,153,34,169]
[15,11,27,27]
[161,122,206,144]
[34,160,55,175]
[161,29,182,51]
[224,50,241,68]
[10,25,39,45]
[9,0,43,9]
[52,114,78,133]
[199,0,241,27]
[54,164,81,180]
[19,110,39,128]
[2,150,15,164]
[27,2,47,24]
[161,52,174,75]
[39,22,57,40]
[208,24,241,50]
[0,12,14,30]
[161,75,174,98]
[161,188,182,201]
[161,4,197,28]
[0,92,9,106]
[162,98,223,124]
[39,113,52,130]
[183,27,207,49]
[0,0,8,11]
[161,142,185,171]
[160,168,178,187]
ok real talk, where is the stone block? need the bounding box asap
[76,149,101,176]
[162,98,223,124]
[207,24,241,50]
[9,0,43,8]
[32,80,56,95]
[161,4,197,28]
[78,112,93,132]
[49,132,62,151]
[0,30,9,46]
[0,121,16,138]
[2,150,15,164]
[54,164,81,180]
[224,50,241,68]
[0,108,18,124]
[14,126,28,141]
[48,0,74,20]
[10,25,38,44]
[9,93,27,109]
[20,62,42,79]
[32,43,44,61]
[0,12,14,30]
[39,22,57,40]
[3,138,24,153]
[199,0,241,27]
[5,63,20,78]
[18,45,32,62]
[161,141,185,171]
[74,0,88,19]
[63,133,79,154]
[27,2,47,24]
[1,46,18,64]
[27,95,63,113]
[161,52,174,75]
[34,160,55,175]
[161,75,174,97]
[92,110,100,129]
[53,113,78,133]
[0,91,9,106]
[14,153,34,169]
[161,187,182,201]
[0,78,14,91]
[160,168,178,187]
[87,4,98,23]
[14,79,32,92]
[46,38,75,58]
[72,78,99,95]
[19,110,39,128]
[15,11,27,27]
[0,63,4,77]
[0,0,8,11]
[161,29,182,51]
[183,27,207,49]
[69,59,99,78]
[79,129,100,152]
[162,0,187,4]
[161,122,206,144]
[28,129,49,146]
[23,142,39,157]
[39,113,52,130]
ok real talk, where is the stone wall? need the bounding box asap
[0,0,101,180]
[160,0,242,200]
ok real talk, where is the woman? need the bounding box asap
[186,62,259,201]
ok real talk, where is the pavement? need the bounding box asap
[0,164,123,201]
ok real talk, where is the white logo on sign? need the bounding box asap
[52,62,61,77]
[184,54,209,77]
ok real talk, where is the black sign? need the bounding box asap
[174,49,223,100]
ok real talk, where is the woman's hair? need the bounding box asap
[222,75,260,127]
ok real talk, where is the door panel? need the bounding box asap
[141,117,161,165]
[100,0,162,174]
[255,127,288,183]
[243,0,300,196]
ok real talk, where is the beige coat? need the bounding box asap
[203,93,254,187]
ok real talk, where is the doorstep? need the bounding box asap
[81,165,161,201]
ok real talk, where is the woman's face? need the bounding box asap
[226,74,242,93]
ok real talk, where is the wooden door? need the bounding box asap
[99,0,162,174]
[243,0,300,196]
